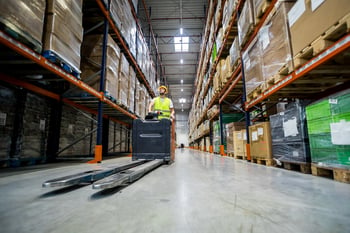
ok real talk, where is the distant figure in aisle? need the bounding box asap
[148,85,175,120]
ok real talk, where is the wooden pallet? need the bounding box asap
[251,157,275,166]
[278,160,311,174]
[234,155,246,160]
[311,164,350,184]
[0,18,42,53]
[252,86,262,99]
[293,13,350,69]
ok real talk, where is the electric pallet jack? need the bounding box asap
[42,112,175,190]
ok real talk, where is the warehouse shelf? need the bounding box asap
[95,0,155,97]
[194,64,243,129]
[195,0,243,106]
[0,31,137,125]
[245,34,350,110]
[195,0,217,87]
[0,73,132,127]
[136,0,164,82]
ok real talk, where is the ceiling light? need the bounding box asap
[180,28,183,35]
[180,59,183,64]
[179,98,186,103]
[181,89,183,92]
[181,79,183,84]
[182,109,184,112]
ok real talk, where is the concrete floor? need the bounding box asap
[0,149,349,233]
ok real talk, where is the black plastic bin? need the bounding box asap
[132,118,171,161]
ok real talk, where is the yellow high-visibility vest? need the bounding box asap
[154,97,171,119]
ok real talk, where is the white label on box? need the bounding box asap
[40,120,45,131]
[330,121,350,145]
[260,26,270,50]
[0,112,6,126]
[329,99,338,104]
[237,132,242,140]
[243,132,247,140]
[252,131,258,141]
[257,127,264,136]
[311,0,325,11]
[280,112,285,116]
[283,117,299,137]
[293,151,299,157]
[288,0,306,27]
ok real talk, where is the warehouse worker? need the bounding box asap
[148,85,175,120]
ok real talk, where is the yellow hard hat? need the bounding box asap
[158,85,168,93]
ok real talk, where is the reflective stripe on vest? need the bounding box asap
[154,97,171,119]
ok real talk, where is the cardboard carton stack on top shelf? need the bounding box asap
[242,37,263,101]
[118,54,129,107]
[288,0,350,68]
[222,0,238,33]
[128,66,136,113]
[259,1,295,89]
[0,0,46,53]
[238,0,255,48]
[80,34,120,101]
[44,0,83,73]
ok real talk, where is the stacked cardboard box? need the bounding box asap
[118,54,129,107]
[234,130,247,157]
[44,0,83,72]
[0,0,46,52]
[242,37,263,98]
[229,38,240,70]
[207,105,219,119]
[226,122,246,154]
[220,56,232,85]
[270,101,310,162]
[238,0,254,47]
[260,1,295,83]
[213,121,221,153]
[81,35,120,101]
[128,66,136,112]
[249,122,273,159]
[288,0,350,57]
[138,86,147,119]
[305,89,350,169]
[216,28,224,52]
[222,0,238,32]
[109,0,137,56]
[204,137,210,151]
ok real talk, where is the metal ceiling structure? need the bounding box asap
[139,0,208,112]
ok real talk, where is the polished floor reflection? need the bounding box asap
[0,149,349,233]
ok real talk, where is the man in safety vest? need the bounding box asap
[148,85,175,120]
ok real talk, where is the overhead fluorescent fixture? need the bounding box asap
[180,59,183,64]
[179,98,186,103]
[174,36,189,52]
[180,27,183,35]
[180,79,183,84]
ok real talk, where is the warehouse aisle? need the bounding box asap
[0,149,349,233]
